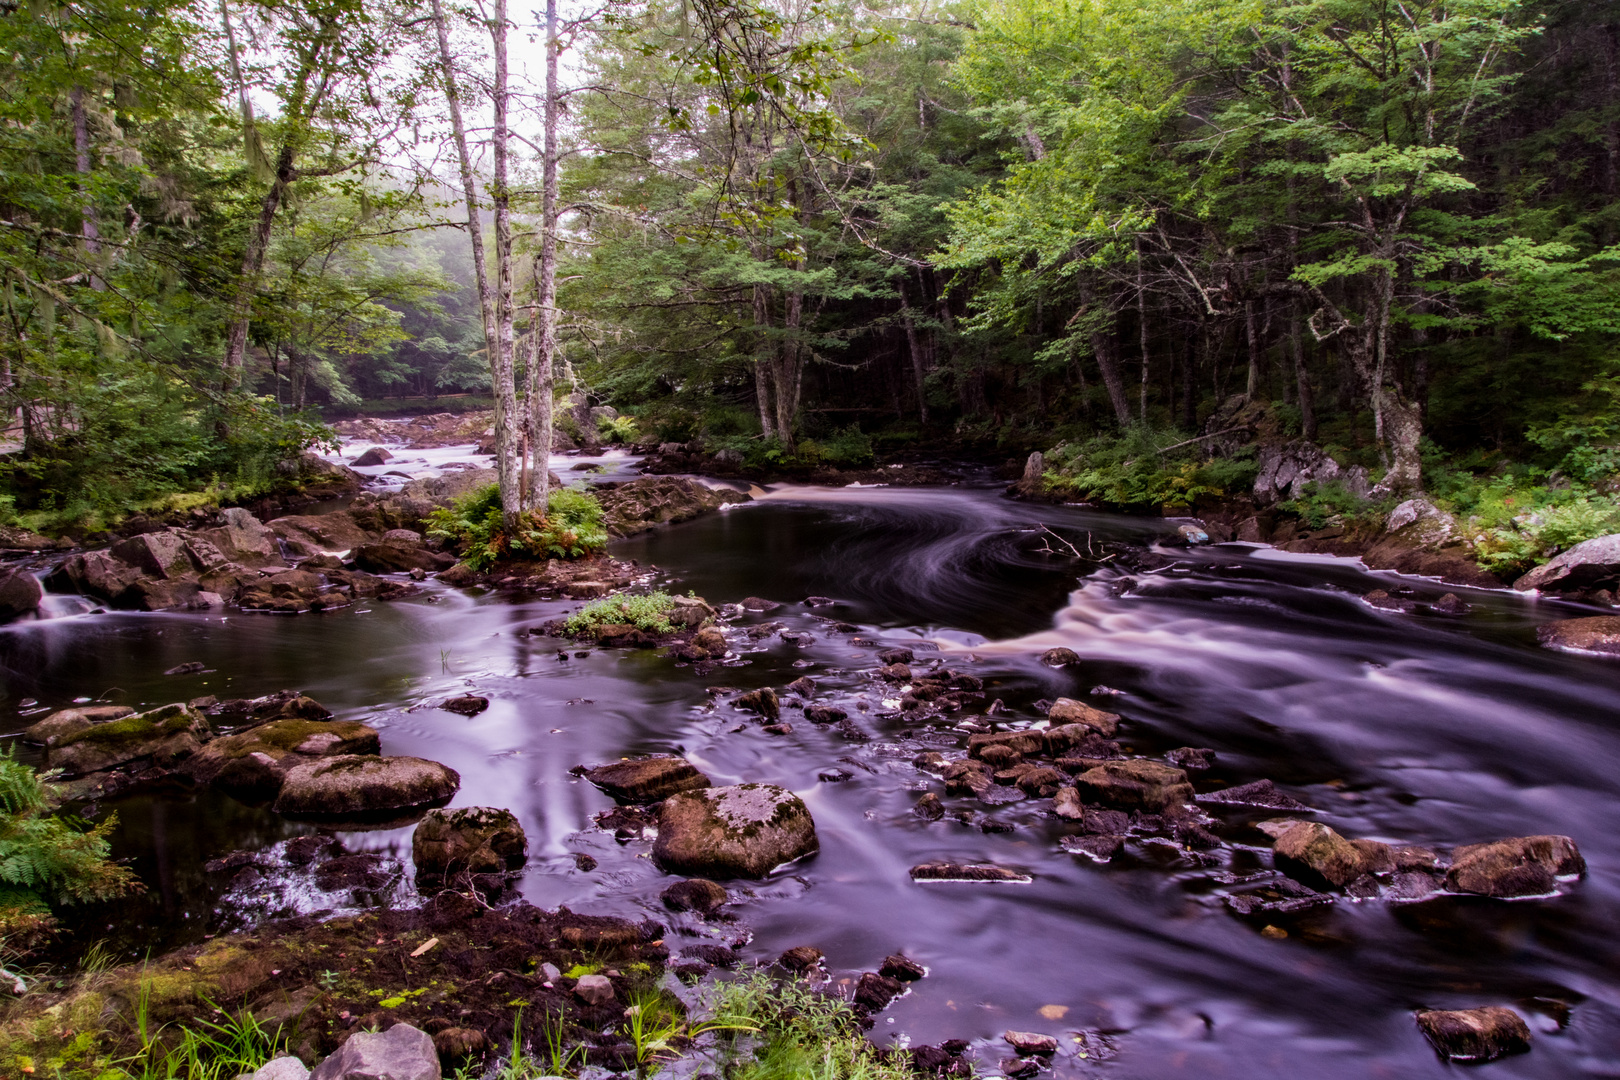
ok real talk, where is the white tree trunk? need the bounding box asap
[525,0,560,511]
[488,0,521,525]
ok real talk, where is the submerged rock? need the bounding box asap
[1198,778,1311,811]
[583,757,711,803]
[652,783,818,878]
[1446,835,1584,897]
[272,755,460,818]
[660,878,728,914]
[1415,1006,1531,1062]
[412,806,527,886]
[909,862,1032,884]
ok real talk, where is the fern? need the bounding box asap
[425,482,608,569]
[0,750,140,910]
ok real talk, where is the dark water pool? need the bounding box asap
[3,483,1620,1077]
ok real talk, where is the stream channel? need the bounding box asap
[3,465,1620,1077]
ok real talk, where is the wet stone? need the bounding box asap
[661,877,728,914]
[914,792,946,820]
[583,756,711,803]
[1039,647,1080,666]
[1446,835,1584,897]
[878,647,914,665]
[1166,746,1215,770]
[1000,1057,1039,1079]
[439,695,489,716]
[805,705,848,724]
[1075,760,1194,812]
[910,862,1032,884]
[854,972,905,1012]
[1045,698,1121,736]
[1061,834,1124,863]
[1004,1031,1058,1055]
[778,945,824,973]
[736,687,780,719]
[1198,779,1310,810]
[785,676,816,697]
[880,953,926,981]
[1225,875,1333,915]
[1416,1006,1531,1062]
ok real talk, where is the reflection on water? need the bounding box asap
[2,483,1620,1076]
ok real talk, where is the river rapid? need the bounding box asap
[4,475,1620,1077]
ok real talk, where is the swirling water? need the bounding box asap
[3,480,1620,1076]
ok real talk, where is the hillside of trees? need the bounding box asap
[5,0,1620,554]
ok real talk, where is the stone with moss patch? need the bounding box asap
[183,719,381,802]
[47,703,210,777]
[272,755,460,819]
[653,783,818,879]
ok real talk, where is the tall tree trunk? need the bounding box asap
[70,86,101,289]
[899,279,928,423]
[487,0,520,525]
[525,0,560,512]
[753,283,776,439]
[1289,306,1316,441]
[1089,321,1132,427]
[222,146,293,388]
[1180,331,1197,430]
[773,285,804,452]
[1243,298,1262,401]
[1136,239,1149,420]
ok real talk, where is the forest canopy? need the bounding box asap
[3,0,1620,532]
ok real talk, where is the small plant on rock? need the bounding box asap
[564,592,678,636]
[426,483,608,570]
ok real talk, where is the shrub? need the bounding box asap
[700,973,912,1080]
[424,482,608,570]
[1042,428,1258,510]
[563,591,677,636]
[598,414,640,443]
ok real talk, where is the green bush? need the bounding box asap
[563,591,677,636]
[1278,479,1389,530]
[1042,428,1258,510]
[424,482,607,570]
[700,973,912,1080]
[597,414,640,443]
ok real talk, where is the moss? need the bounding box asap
[54,704,198,751]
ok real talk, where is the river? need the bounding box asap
[3,474,1619,1077]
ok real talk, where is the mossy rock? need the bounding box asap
[46,703,210,777]
[652,783,818,879]
[183,719,381,801]
[272,755,460,820]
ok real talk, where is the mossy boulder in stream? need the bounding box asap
[272,755,460,819]
[47,702,210,777]
[23,704,134,747]
[411,806,528,888]
[183,718,382,802]
[652,783,818,878]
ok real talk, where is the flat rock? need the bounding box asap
[910,862,1032,884]
[1536,616,1620,655]
[1004,1031,1058,1055]
[1415,1006,1531,1062]
[308,1022,439,1080]
[1074,760,1193,812]
[1060,834,1124,863]
[23,705,133,747]
[584,756,711,803]
[968,730,1046,760]
[272,755,460,818]
[1446,835,1584,898]
[47,702,210,777]
[439,695,489,716]
[652,783,818,879]
[1045,698,1120,736]
[1198,779,1311,811]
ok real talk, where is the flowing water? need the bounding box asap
[3,477,1620,1076]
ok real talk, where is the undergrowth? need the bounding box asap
[699,974,912,1080]
[1041,428,1259,511]
[563,592,677,636]
[425,483,607,570]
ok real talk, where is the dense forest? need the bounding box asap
[5,0,1620,568]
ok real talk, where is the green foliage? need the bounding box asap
[700,974,910,1080]
[126,993,288,1080]
[596,414,640,444]
[564,592,678,636]
[1042,429,1258,510]
[424,483,608,570]
[1278,480,1389,531]
[0,750,140,914]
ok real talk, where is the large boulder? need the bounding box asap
[24,705,134,747]
[652,783,818,879]
[308,1022,439,1080]
[583,757,711,803]
[352,446,393,467]
[183,718,381,801]
[352,542,450,575]
[411,806,527,885]
[197,508,284,569]
[1073,760,1193,812]
[594,477,751,538]
[1415,1007,1531,1062]
[272,755,460,818]
[0,568,42,620]
[44,550,143,604]
[1514,533,1620,592]
[110,530,194,579]
[269,514,376,554]
[1535,616,1620,655]
[1446,835,1584,898]
[47,703,211,777]
[1253,441,1368,505]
